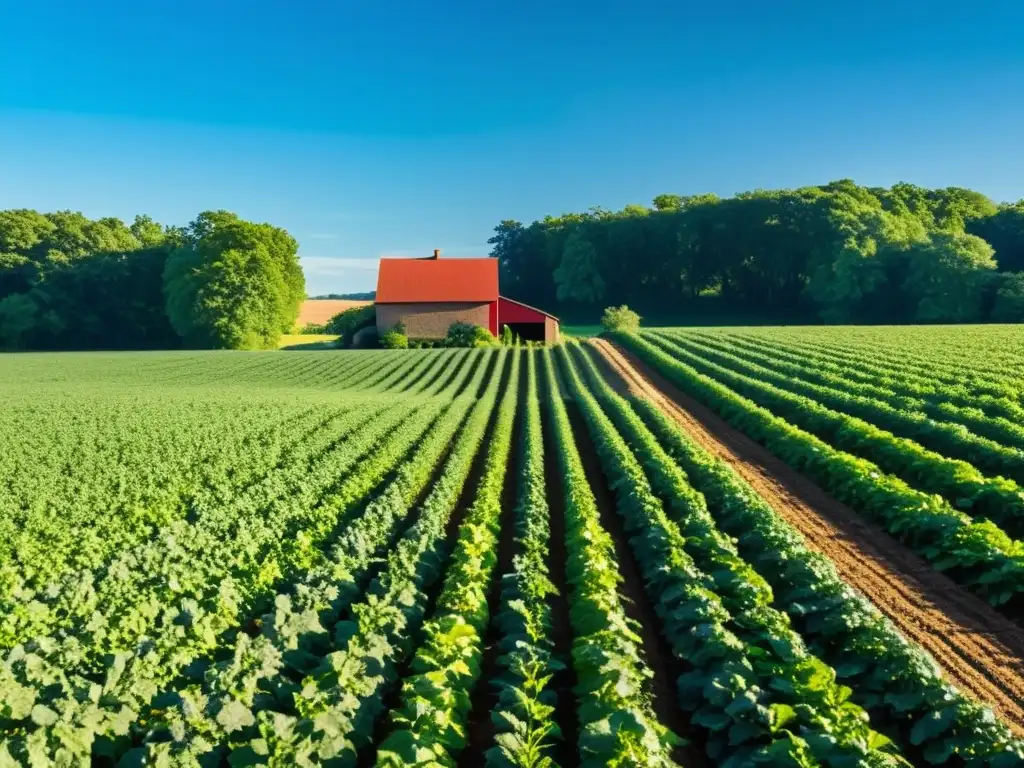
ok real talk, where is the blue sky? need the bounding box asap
[1,1,1022,295]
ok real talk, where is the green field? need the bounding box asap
[560,324,603,337]
[1,327,1023,766]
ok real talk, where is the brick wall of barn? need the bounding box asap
[376,302,491,339]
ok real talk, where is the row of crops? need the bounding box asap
[614,327,1024,612]
[1,342,1022,765]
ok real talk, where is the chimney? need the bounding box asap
[432,248,441,259]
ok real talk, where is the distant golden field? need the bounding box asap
[297,299,372,326]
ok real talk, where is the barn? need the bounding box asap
[375,250,560,343]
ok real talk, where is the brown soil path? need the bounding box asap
[588,337,1024,736]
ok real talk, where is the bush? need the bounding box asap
[445,321,498,348]
[601,305,641,333]
[381,330,408,349]
[298,322,328,334]
[326,304,376,347]
[500,324,514,346]
[350,326,379,349]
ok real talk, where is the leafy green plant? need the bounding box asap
[446,321,498,348]
[486,352,562,768]
[679,329,1024,456]
[651,329,1024,491]
[381,329,408,349]
[600,305,640,333]
[0,352,492,763]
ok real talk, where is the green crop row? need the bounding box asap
[375,348,521,766]
[485,351,563,768]
[724,327,1024,399]
[651,330,1024,487]
[616,332,1024,609]
[675,330,1024,458]
[541,349,682,767]
[620,382,1024,766]
[0,398,434,764]
[556,344,906,767]
[687,329,1024,428]
[275,350,505,765]
[1,400,394,648]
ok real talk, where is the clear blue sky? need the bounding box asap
[1,1,1022,294]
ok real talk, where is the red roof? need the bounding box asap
[376,257,498,303]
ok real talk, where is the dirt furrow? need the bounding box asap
[588,337,1024,735]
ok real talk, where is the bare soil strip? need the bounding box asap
[589,337,1024,736]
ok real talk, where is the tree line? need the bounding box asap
[0,209,304,350]
[310,291,376,300]
[489,180,1024,324]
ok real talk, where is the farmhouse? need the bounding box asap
[375,250,560,343]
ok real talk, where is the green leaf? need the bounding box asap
[910,707,958,746]
[216,699,256,733]
[692,709,733,731]
[30,704,59,727]
[768,703,797,733]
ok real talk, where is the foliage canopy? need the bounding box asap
[490,180,1024,324]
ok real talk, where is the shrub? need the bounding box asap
[350,326,379,349]
[326,305,376,347]
[601,305,641,333]
[298,322,328,334]
[500,324,514,346]
[445,321,497,348]
[381,330,408,349]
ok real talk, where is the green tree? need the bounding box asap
[130,214,167,247]
[0,292,42,349]
[990,272,1024,322]
[554,231,605,304]
[903,232,997,322]
[968,201,1024,273]
[163,212,303,349]
[652,194,684,211]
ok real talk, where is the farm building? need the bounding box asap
[375,250,560,343]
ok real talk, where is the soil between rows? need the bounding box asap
[589,337,1024,736]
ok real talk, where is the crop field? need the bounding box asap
[1,329,1024,767]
